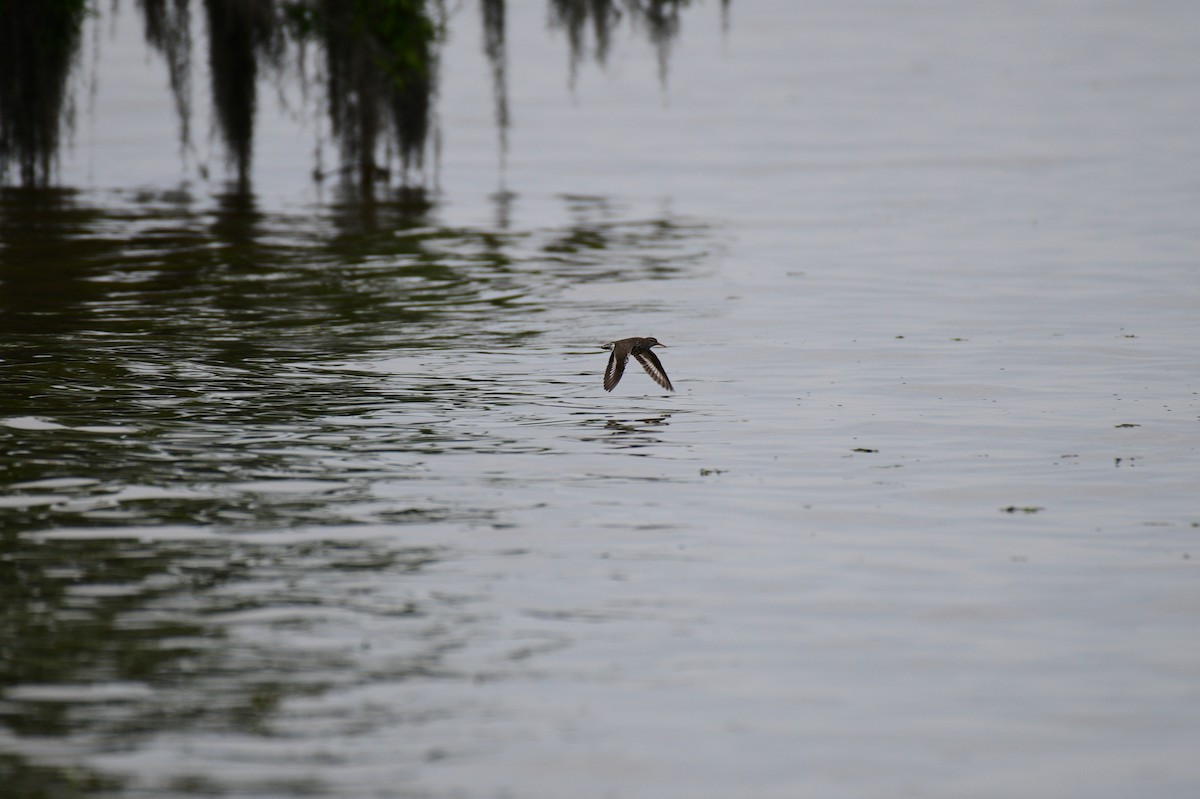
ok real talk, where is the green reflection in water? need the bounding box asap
[0,185,715,793]
[0,754,123,799]
[0,535,439,794]
[0,182,710,796]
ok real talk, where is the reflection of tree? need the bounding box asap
[313,0,438,186]
[0,186,718,789]
[548,0,692,88]
[0,1,715,190]
[0,1,442,192]
[0,2,87,186]
[639,0,686,88]
[0,189,106,335]
[0,188,711,507]
[481,0,509,167]
[205,0,283,190]
[539,194,705,282]
[0,753,120,796]
[139,0,194,159]
[0,535,441,793]
[548,0,619,88]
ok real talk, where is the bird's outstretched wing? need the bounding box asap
[604,343,630,391]
[634,349,674,391]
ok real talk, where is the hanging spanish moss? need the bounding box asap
[0,0,706,189]
[481,0,508,167]
[0,0,88,186]
[548,0,691,90]
[313,0,438,187]
[138,0,194,159]
[204,0,282,190]
[635,0,685,89]
[548,0,619,89]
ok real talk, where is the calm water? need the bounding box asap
[3,2,1200,797]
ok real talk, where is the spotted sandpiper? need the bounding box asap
[601,337,674,392]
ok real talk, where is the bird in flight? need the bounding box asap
[601,337,673,392]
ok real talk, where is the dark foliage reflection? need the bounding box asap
[0,186,713,527]
[0,0,714,189]
[0,183,717,793]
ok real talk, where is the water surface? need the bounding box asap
[3,2,1200,797]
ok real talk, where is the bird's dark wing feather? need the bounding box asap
[633,349,674,391]
[604,345,629,391]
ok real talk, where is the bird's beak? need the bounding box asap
[654,342,668,348]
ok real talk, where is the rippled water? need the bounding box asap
[4,2,1200,797]
[0,188,712,527]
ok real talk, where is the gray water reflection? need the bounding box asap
[1,186,715,794]
[9,0,1199,794]
[2,534,445,795]
[0,188,711,528]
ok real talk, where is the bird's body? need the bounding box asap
[602,336,673,392]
